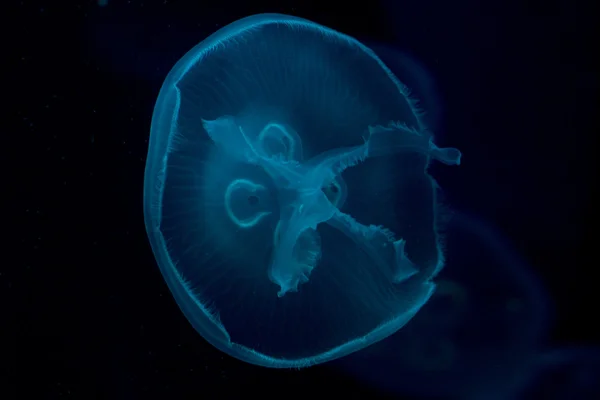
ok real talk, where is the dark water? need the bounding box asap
[10,0,596,398]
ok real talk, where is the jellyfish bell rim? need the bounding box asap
[143,13,452,368]
[144,13,421,181]
[140,224,440,368]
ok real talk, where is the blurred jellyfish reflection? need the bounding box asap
[521,347,600,400]
[336,211,552,400]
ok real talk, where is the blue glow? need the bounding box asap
[523,347,600,399]
[143,14,462,368]
[337,211,552,399]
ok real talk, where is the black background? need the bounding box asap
[8,0,597,398]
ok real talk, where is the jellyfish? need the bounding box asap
[143,13,462,368]
[336,210,552,399]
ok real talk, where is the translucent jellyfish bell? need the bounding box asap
[143,13,462,368]
[337,211,552,399]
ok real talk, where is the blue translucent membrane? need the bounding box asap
[204,116,460,297]
[337,211,555,399]
[143,14,462,367]
[362,40,444,133]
